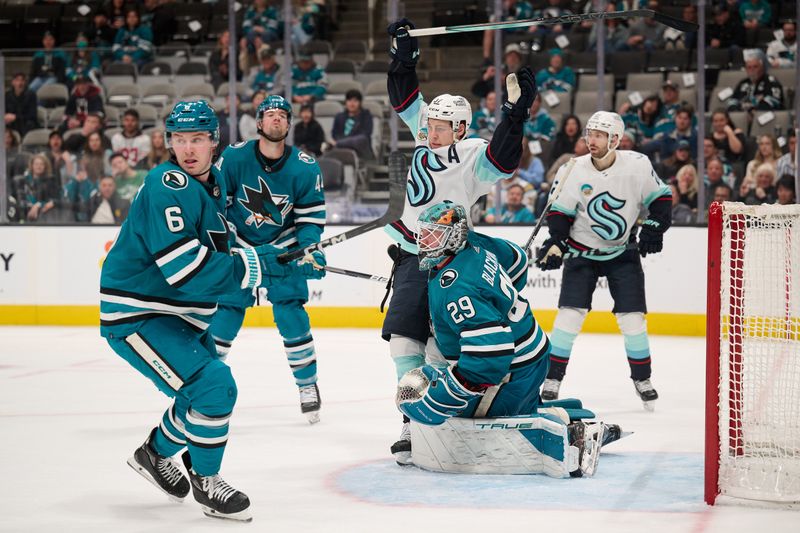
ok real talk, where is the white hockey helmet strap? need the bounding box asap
[427,94,472,143]
[584,111,625,153]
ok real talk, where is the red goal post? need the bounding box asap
[705,201,800,505]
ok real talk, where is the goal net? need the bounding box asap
[706,202,800,505]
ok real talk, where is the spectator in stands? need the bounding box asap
[243,0,281,52]
[740,163,777,204]
[621,94,662,146]
[670,183,694,224]
[239,90,267,141]
[549,114,582,164]
[517,137,545,192]
[111,109,151,168]
[5,129,29,180]
[140,0,177,47]
[13,154,59,223]
[547,137,589,184]
[651,106,697,159]
[703,140,737,187]
[68,35,102,85]
[112,9,155,67]
[726,49,784,111]
[63,162,98,222]
[775,174,797,205]
[29,31,69,93]
[210,30,244,90]
[656,140,694,184]
[46,131,77,187]
[291,52,327,104]
[63,112,108,154]
[330,89,373,159]
[472,44,524,99]
[535,49,575,94]
[81,131,113,183]
[588,5,630,52]
[776,130,796,178]
[529,0,572,52]
[705,156,730,207]
[664,5,698,50]
[740,0,772,47]
[675,164,699,211]
[744,134,780,185]
[481,0,534,62]
[483,174,536,219]
[110,152,146,202]
[618,130,637,151]
[710,110,746,163]
[5,73,38,137]
[706,4,745,51]
[137,129,170,170]
[524,96,556,142]
[105,0,127,30]
[712,182,734,203]
[470,90,498,140]
[294,104,325,157]
[658,80,686,122]
[767,21,797,68]
[90,175,130,223]
[624,3,665,52]
[484,183,536,224]
[250,46,281,94]
[85,10,116,52]
[62,74,105,131]
[292,1,319,47]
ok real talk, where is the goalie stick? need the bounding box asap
[523,157,576,254]
[324,265,389,283]
[407,8,698,37]
[278,151,408,263]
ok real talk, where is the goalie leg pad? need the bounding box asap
[410,416,574,477]
[390,335,426,381]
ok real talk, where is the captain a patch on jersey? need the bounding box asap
[238,176,292,228]
[440,269,458,288]
[162,170,188,190]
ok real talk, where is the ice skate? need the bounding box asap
[181,452,252,522]
[567,421,606,478]
[541,378,562,401]
[601,424,633,447]
[127,429,190,502]
[633,379,658,411]
[299,383,321,424]
[390,420,413,466]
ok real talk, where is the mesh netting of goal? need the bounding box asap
[706,202,800,505]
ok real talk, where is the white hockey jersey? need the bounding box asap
[111,132,151,167]
[550,150,671,260]
[385,97,513,253]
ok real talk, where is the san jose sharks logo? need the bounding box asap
[207,213,230,252]
[239,176,292,228]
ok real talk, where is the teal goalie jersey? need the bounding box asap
[215,141,325,250]
[100,161,247,338]
[428,233,549,386]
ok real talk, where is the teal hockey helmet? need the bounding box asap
[257,94,292,124]
[417,201,470,270]
[164,100,220,147]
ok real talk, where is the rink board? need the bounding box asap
[0,225,706,334]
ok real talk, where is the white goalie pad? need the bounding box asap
[411,417,578,477]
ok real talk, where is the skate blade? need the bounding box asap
[201,505,252,522]
[126,456,186,503]
[304,410,321,424]
[642,400,656,412]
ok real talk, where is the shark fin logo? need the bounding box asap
[239,176,292,228]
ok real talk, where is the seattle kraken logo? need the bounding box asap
[407,148,447,207]
[587,192,627,240]
[239,177,292,228]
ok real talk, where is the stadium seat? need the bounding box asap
[141,83,178,108]
[716,70,745,89]
[134,104,160,128]
[361,99,384,119]
[36,83,69,108]
[573,91,611,115]
[47,106,65,128]
[750,110,792,139]
[106,83,140,108]
[363,80,389,105]
[577,73,613,93]
[313,100,344,117]
[104,106,121,127]
[180,82,215,101]
[21,128,51,150]
[356,60,389,88]
[333,41,368,64]
[325,59,357,84]
[626,72,664,91]
[647,49,688,72]
[326,80,364,102]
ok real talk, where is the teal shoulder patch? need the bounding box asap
[162,169,189,190]
[298,150,316,165]
[439,269,458,288]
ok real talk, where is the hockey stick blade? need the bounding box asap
[408,9,697,37]
[278,152,408,263]
[324,265,389,283]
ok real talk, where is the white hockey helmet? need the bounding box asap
[584,111,625,153]
[427,94,472,143]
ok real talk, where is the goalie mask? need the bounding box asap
[584,110,625,160]
[427,94,472,144]
[417,201,469,270]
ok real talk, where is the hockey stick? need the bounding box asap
[523,157,577,254]
[560,242,638,260]
[324,265,389,283]
[278,151,408,263]
[407,9,698,37]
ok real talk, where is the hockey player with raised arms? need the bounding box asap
[208,94,327,424]
[395,201,607,477]
[100,100,314,521]
[383,17,538,464]
[535,110,672,410]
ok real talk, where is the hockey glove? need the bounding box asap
[396,365,483,426]
[388,18,419,68]
[535,236,568,271]
[296,250,327,280]
[638,220,664,257]
[255,244,294,279]
[501,66,537,122]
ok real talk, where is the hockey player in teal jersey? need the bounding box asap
[100,100,314,522]
[209,94,327,424]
